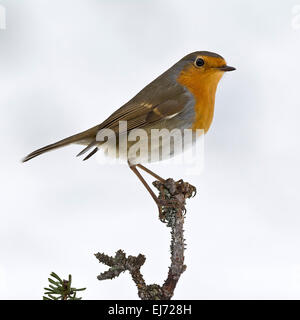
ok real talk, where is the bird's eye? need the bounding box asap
[195,58,205,67]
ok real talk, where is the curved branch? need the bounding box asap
[95,178,196,300]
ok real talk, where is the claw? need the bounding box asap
[191,186,197,197]
[153,178,196,221]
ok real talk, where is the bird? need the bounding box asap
[23,51,235,215]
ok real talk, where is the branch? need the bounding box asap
[95,178,196,300]
[43,272,86,300]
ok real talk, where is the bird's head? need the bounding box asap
[176,51,235,93]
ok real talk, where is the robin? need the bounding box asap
[23,51,235,215]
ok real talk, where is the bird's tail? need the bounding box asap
[22,125,99,162]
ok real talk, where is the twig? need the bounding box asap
[43,272,86,300]
[95,178,196,300]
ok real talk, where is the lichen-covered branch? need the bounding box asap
[95,178,196,300]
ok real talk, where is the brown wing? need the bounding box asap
[99,80,186,130]
[78,81,189,159]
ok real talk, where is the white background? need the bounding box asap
[0,0,300,299]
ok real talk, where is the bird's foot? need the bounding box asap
[175,179,197,198]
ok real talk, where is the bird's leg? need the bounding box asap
[128,163,180,221]
[136,164,165,183]
[129,164,160,205]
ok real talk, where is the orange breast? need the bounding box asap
[177,65,223,133]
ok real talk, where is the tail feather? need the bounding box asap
[76,141,97,157]
[22,126,99,162]
[82,147,98,161]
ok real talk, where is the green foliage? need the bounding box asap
[43,272,86,300]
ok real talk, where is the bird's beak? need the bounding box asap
[217,65,236,72]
